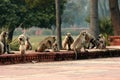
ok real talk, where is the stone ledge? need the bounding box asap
[0,48,120,65]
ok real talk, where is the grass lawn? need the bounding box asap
[11,35,77,50]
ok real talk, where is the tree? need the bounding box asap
[89,0,100,38]
[0,0,20,42]
[0,0,66,42]
[55,0,62,49]
[62,0,90,27]
[98,0,110,18]
[109,0,120,35]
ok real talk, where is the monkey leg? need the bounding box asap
[6,44,14,54]
[67,44,71,51]
[74,48,81,60]
[90,39,96,49]
[3,43,7,53]
[6,44,10,54]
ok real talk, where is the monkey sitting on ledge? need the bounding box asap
[96,34,106,49]
[25,36,32,50]
[0,31,14,54]
[18,34,26,55]
[71,31,96,53]
[35,36,56,52]
[62,33,74,50]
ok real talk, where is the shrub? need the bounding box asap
[10,38,19,51]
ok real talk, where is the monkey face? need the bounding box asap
[19,38,23,41]
[98,34,103,38]
[18,37,25,41]
[66,33,71,37]
[18,34,26,45]
[53,36,56,41]
[81,32,87,36]
[18,38,25,45]
[1,31,8,37]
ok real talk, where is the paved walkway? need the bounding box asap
[0,57,120,80]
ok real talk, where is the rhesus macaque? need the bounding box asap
[96,34,106,49]
[18,34,26,54]
[35,36,56,52]
[25,36,32,50]
[62,33,74,50]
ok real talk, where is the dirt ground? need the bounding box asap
[0,57,120,80]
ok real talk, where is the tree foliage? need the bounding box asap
[62,0,89,27]
[0,0,66,42]
[0,0,19,29]
[0,0,66,29]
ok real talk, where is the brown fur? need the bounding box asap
[35,43,47,52]
[25,37,32,50]
[71,31,95,52]
[35,36,56,52]
[52,41,59,52]
[96,34,106,49]
[0,41,4,55]
[0,31,8,53]
[18,34,26,54]
[62,33,74,50]
[71,32,85,50]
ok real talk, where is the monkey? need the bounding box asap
[43,36,56,49]
[0,41,4,55]
[0,31,10,54]
[71,31,86,53]
[83,31,96,49]
[96,34,106,49]
[52,41,59,52]
[35,43,47,52]
[18,34,26,55]
[25,36,32,50]
[0,31,7,53]
[70,31,87,59]
[62,33,74,50]
[35,36,56,52]
[71,31,96,52]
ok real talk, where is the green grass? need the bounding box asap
[11,35,49,50]
[11,35,77,51]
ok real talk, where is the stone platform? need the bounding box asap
[0,46,120,65]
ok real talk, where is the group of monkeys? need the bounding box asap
[62,31,106,53]
[0,30,106,55]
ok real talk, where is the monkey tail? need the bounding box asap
[74,48,78,60]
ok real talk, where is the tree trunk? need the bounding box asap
[89,0,100,38]
[109,0,120,35]
[55,0,62,49]
[7,27,15,43]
